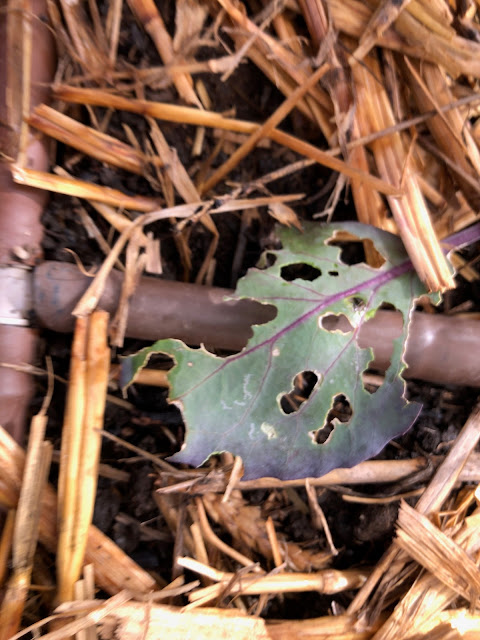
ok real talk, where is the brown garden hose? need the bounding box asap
[33,261,480,388]
[0,0,56,441]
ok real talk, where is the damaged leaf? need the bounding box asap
[123,222,440,480]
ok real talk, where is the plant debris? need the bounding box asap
[2,0,480,637]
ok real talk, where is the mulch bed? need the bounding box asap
[2,0,480,638]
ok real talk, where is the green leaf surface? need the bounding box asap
[124,222,437,480]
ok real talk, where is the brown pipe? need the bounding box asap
[33,261,277,351]
[0,0,55,264]
[0,0,56,441]
[0,328,38,442]
[360,311,480,387]
[33,261,480,388]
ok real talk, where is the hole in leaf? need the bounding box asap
[362,373,384,395]
[257,252,277,269]
[320,313,353,334]
[280,263,321,282]
[350,297,366,311]
[309,394,352,444]
[328,270,339,277]
[326,231,385,268]
[413,295,436,313]
[379,302,396,312]
[280,370,318,414]
[359,304,403,393]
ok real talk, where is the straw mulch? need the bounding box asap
[3,0,480,638]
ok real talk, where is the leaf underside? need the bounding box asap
[124,222,436,480]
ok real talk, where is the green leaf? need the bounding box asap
[123,222,439,480]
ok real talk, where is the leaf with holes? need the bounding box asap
[123,222,440,480]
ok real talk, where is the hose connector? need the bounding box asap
[0,265,33,327]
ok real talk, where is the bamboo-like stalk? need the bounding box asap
[0,509,15,588]
[348,118,388,228]
[401,58,480,211]
[0,415,51,640]
[409,0,453,34]
[106,0,123,66]
[351,53,454,291]
[351,0,414,63]
[75,312,110,553]
[56,317,87,603]
[57,311,110,603]
[28,104,161,175]
[343,36,388,228]
[46,598,384,640]
[11,165,161,211]
[178,556,368,602]
[53,84,263,129]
